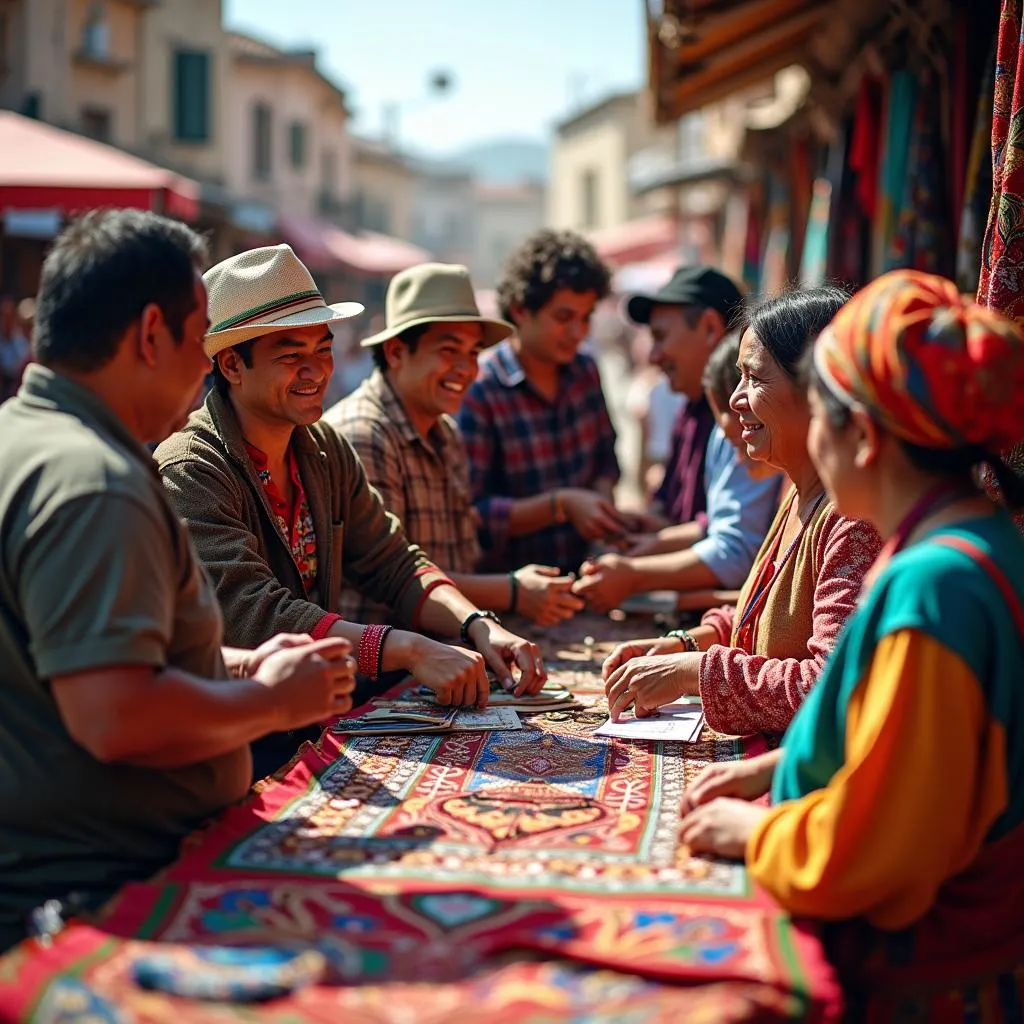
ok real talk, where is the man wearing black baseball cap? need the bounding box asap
[573,266,781,613]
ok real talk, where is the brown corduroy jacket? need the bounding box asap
[155,389,448,649]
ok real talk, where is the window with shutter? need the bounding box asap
[253,103,272,181]
[289,122,307,170]
[173,50,210,143]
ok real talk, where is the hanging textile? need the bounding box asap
[958,39,997,293]
[742,175,767,293]
[760,171,791,295]
[886,72,952,276]
[979,0,1024,321]
[799,179,833,287]
[871,71,918,278]
[849,75,884,222]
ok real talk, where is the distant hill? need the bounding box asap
[445,138,549,184]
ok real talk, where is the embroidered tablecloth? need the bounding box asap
[0,616,841,1023]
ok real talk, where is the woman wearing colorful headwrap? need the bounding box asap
[680,270,1024,1017]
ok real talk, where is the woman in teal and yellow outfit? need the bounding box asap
[679,270,1024,1019]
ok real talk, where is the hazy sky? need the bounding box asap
[222,0,644,155]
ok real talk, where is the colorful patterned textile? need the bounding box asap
[886,74,952,276]
[979,0,1024,321]
[818,270,1024,453]
[243,441,319,592]
[871,71,917,279]
[753,515,1024,1014]
[0,618,841,1023]
[459,342,620,573]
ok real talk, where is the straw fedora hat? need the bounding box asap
[203,244,364,357]
[361,262,513,348]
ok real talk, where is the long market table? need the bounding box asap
[0,615,842,1023]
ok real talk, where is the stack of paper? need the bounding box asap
[333,700,522,736]
[594,702,705,743]
[416,679,578,713]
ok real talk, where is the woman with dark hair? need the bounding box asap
[701,333,787,488]
[603,286,882,736]
[679,271,1024,1017]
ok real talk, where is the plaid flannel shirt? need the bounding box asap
[324,370,481,623]
[458,340,620,573]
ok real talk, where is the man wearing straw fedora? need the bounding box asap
[324,262,584,628]
[156,245,545,779]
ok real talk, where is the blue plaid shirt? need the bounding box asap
[458,341,620,573]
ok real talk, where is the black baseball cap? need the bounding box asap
[626,266,744,327]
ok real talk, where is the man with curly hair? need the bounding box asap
[458,229,626,575]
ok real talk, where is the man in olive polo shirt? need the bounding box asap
[0,210,357,952]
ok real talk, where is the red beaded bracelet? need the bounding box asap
[357,624,392,681]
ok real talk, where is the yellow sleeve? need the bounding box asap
[746,629,1008,929]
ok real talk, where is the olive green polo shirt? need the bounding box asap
[0,366,251,950]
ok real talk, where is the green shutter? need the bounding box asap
[173,50,210,143]
[289,122,306,169]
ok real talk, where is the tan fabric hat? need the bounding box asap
[361,262,514,348]
[203,244,364,356]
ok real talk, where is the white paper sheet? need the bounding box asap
[594,704,704,742]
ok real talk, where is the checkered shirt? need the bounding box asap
[458,340,620,573]
[325,369,481,623]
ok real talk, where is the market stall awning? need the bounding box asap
[648,0,826,123]
[0,111,200,222]
[280,214,432,278]
[588,214,679,265]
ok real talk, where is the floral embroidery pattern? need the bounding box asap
[246,443,319,591]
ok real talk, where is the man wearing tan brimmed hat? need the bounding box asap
[156,245,545,779]
[324,263,584,628]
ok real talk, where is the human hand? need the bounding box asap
[407,637,491,708]
[679,753,778,815]
[514,565,584,626]
[561,489,628,541]
[255,637,356,729]
[679,798,770,860]
[604,653,696,720]
[468,618,546,696]
[601,636,684,680]
[619,512,667,534]
[241,633,316,677]
[622,532,662,558]
[572,554,636,614]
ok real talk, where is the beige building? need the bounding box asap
[0,0,149,149]
[547,91,676,234]
[350,137,416,241]
[136,0,231,186]
[223,32,352,223]
[472,181,546,289]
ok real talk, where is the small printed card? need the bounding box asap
[416,679,577,712]
[595,702,705,743]
[333,702,459,736]
[332,701,522,736]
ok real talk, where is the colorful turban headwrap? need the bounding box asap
[814,270,1024,453]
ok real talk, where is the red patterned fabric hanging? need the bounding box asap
[979,0,1024,320]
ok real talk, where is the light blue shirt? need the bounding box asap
[690,426,781,589]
